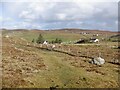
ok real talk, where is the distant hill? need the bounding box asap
[109,34,120,42]
[1,28,117,33]
[2,28,119,43]
[110,34,120,38]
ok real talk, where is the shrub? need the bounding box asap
[32,39,35,43]
[51,38,62,44]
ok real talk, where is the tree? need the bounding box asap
[55,38,59,43]
[36,34,44,44]
[52,38,62,44]
[51,40,55,44]
[58,39,62,44]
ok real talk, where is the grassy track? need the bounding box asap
[22,48,89,88]
[22,47,118,88]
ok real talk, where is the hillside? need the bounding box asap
[109,34,120,42]
[2,29,119,88]
[2,29,117,42]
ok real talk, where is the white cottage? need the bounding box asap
[43,41,48,45]
[90,38,99,43]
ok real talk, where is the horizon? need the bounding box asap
[0,0,118,31]
[0,28,119,32]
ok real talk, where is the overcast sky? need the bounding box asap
[0,0,119,31]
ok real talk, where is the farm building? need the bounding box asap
[74,39,88,44]
[93,34,99,36]
[80,32,90,35]
[90,38,99,43]
[43,41,48,45]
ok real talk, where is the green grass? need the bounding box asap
[2,30,94,42]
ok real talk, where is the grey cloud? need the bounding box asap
[16,2,118,31]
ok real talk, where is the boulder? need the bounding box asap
[91,57,105,65]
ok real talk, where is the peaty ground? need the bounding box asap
[2,29,119,88]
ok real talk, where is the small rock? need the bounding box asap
[5,35,9,38]
[83,77,86,81]
[76,81,80,84]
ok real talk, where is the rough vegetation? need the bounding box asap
[1,29,120,88]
